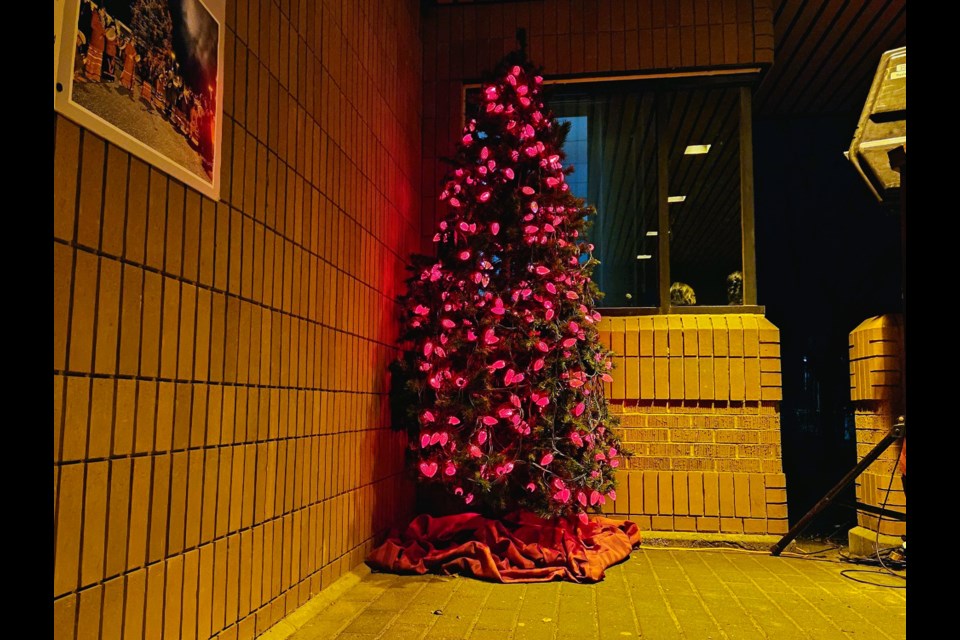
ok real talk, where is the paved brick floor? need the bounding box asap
[268,546,906,640]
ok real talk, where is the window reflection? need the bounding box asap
[465,77,750,311]
[665,86,743,307]
[552,90,659,308]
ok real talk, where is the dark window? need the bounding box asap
[465,73,760,313]
[662,85,744,308]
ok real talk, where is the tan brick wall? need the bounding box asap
[421,0,774,250]
[53,2,422,639]
[598,315,788,535]
[849,315,906,536]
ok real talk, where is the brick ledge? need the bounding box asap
[638,530,787,552]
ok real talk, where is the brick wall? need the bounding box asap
[421,0,775,250]
[53,2,422,639]
[849,314,906,536]
[598,315,788,535]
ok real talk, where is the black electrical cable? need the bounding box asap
[836,451,906,587]
[873,446,906,579]
[838,546,905,570]
[788,543,843,556]
[839,568,907,588]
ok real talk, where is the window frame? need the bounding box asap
[461,68,762,314]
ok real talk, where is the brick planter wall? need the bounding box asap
[598,314,788,536]
[849,314,905,537]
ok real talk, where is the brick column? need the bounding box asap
[849,314,906,536]
[598,314,788,536]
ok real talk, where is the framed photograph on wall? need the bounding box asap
[54,0,225,201]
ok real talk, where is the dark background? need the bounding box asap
[753,113,903,536]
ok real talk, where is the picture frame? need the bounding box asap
[54,0,225,201]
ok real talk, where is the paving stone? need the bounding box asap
[636,619,686,639]
[426,614,476,637]
[270,547,906,640]
[376,623,428,640]
[473,614,518,631]
[469,628,517,640]
[339,610,397,635]
[713,623,768,639]
[338,585,392,602]
[366,589,427,611]
[511,622,557,640]
[483,591,524,611]
[393,608,448,627]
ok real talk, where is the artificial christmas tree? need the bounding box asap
[369,45,640,582]
[398,51,628,522]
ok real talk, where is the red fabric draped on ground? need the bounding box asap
[366,511,642,583]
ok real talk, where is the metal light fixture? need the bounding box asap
[845,47,906,203]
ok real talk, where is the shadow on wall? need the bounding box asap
[753,114,902,536]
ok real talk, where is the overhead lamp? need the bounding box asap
[845,46,905,203]
[645,230,658,237]
[684,144,711,155]
[636,254,653,260]
[667,195,686,203]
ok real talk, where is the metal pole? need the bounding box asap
[770,416,906,556]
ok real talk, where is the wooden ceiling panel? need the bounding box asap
[754,0,907,117]
[816,6,906,113]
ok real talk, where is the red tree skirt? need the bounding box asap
[366,511,642,583]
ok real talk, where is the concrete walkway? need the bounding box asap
[262,544,906,640]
